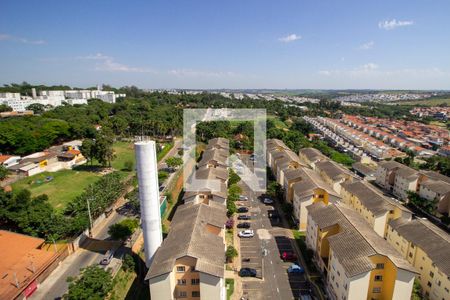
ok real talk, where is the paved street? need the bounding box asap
[237,183,305,299]
[235,154,314,300]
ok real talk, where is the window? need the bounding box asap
[192,291,200,297]
[373,287,381,293]
[430,271,434,278]
[374,275,383,282]
[437,280,441,287]
[177,279,186,285]
[177,266,186,272]
[427,281,432,288]
[376,263,384,269]
[191,266,196,272]
[409,252,413,258]
[179,291,187,298]
[337,271,340,276]
[191,278,200,285]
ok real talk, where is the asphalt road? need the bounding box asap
[30,211,126,300]
[237,154,313,300]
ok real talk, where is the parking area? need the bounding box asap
[274,235,312,298]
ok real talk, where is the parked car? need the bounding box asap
[287,264,304,274]
[239,268,257,277]
[225,218,234,229]
[281,251,297,262]
[159,185,165,192]
[238,215,251,220]
[239,195,249,201]
[238,230,254,238]
[100,249,116,265]
[237,207,249,213]
[263,198,274,204]
[237,222,251,229]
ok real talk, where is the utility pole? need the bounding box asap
[86,185,94,237]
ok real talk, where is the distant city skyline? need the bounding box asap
[1,0,449,89]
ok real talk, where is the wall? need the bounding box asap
[149,272,175,300]
[199,272,224,300]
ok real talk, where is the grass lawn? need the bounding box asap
[395,98,450,106]
[111,141,136,171]
[226,278,235,300]
[12,169,100,211]
[109,269,137,300]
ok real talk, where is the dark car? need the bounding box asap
[237,222,251,229]
[238,215,251,220]
[239,268,257,277]
[237,207,249,213]
[225,218,234,229]
[281,251,297,262]
[268,210,279,219]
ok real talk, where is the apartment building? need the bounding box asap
[375,161,412,192]
[418,171,450,216]
[340,180,412,237]
[386,218,450,300]
[197,148,228,169]
[267,139,290,168]
[270,149,298,175]
[147,202,227,300]
[298,147,326,169]
[205,137,230,152]
[315,160,354,194]
[392,167,420,201]
[276,151,304,185]
[292,168,340,231]
[306,202,418,300]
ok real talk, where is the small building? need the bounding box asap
[146,203,227,300]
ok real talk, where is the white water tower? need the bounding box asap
[135,140,163,267]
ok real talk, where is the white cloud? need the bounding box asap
[77,53,155,73]
[359,41,374,50]
[168,69,238,78]
[0,33,46,45]
[278,34,301,43]
[359,63,379,71]
[378,19,414,30]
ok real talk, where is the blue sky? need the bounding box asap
[1,0,449,89]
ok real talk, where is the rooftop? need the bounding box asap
[146,203,227,280]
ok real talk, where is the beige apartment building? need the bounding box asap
[392,167,420,200]
[298,147,327,169]
[386,218,450,300]
[147,202,227,300]
[306,202,418,300]
[315,160,354,194]
[291,168,340,231]
[267,139,290,169]
[340,180,412,237]
[418,171,450,216]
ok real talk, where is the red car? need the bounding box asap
[281,251,297,262]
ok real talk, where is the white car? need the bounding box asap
[238,230,254,238]
[263,198,274,204]
[239,195,249,201]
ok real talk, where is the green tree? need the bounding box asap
[225,245,238,262]
[0,104,12,112]
[65,265,113,300]
[81,139,96,165]
[122,254,135,272]
[165,156,183,168]
[0,165,8,180]
[108,218,139,241]
[26,103,46,114]
[228,168,241,187]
